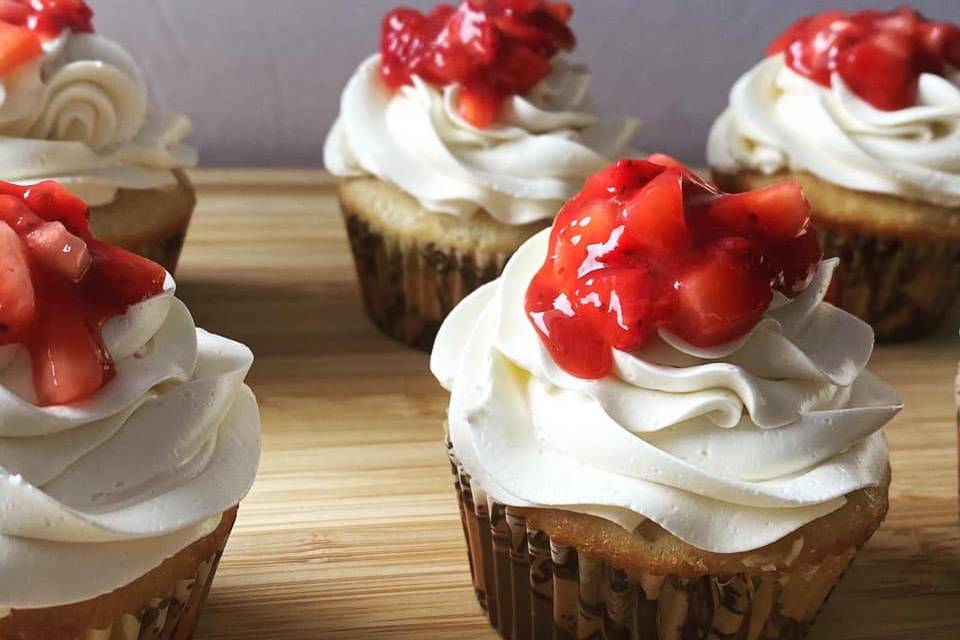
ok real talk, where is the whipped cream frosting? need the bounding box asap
[708,54,960,207]
[0,275,260,610]
[324,54,641,224]
[432,230,901,554]
[0,32,197,207]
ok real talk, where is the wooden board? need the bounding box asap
[181,169,960,639]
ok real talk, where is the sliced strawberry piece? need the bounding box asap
[457,85,502,128]
[773,226,822,296]
[0,22,41,76]
[493,41,550,93]
[15,181,89,235]
[583,158,664,198]
[838,34,919,111]
[667,238,774,347]
[0,194,43,235]
[0,222,35,343]
[531,308,612,379]
[30,283,109,407]
[24,221,91,282]
[551,197,621,279]
[704,180,810,243]
[620,170,690,258]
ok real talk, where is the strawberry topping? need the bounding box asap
[380,0,574,128]
[525,156,822,379]
[768,6,960,111]
[0,0,93,74]
[0,180,165,406]
[0,0,93,38]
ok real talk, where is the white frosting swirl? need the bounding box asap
[432,230,901,553]
[324,54,641,224]
[708,54,960,207]
[0,33,197,207]
[0,276,260,609]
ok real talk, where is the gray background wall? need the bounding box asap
[91,1,956,167]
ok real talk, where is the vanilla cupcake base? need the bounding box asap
[89,170,197,275]
[449,446,888,640]
[0,507,236,640]
[713,169,960,341]
[339,177,549,350]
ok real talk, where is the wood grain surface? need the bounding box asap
[181,169,960,640]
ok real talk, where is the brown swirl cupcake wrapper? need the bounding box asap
[819,227,960,342]
[342,209,511,351]
[450,453,856,640]
[76,545,224,640]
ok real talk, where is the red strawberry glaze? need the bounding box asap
[0,180,165,406]
[525,156,822,380]
[380,0,574,128]
[0,0,93,74]
[0,0,93,39]
[768,6,960,111]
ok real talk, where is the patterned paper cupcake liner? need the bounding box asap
[819,227,960,342]
[449,453,856,640]
[343,210,511,351]
[80,549,224,640]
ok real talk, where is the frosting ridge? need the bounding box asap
[324,54,640,224]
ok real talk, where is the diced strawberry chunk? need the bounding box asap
[0,222,35,342]
[704,180,810,243]
[532,308,612,379]
[0,22,41,76]
[576,267,656,351]
[620,170,690,258]
[667,238,774,347]
[379,0,573,128]
[769,7,960,111]
[24,221,91,282]
[774,226,822,296]
[0,1,29,26]
[15,181,90,235]
[525,156,823,380]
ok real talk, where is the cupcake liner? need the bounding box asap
[819,227,960,341]
[449,452,857,640]
[343,209,511,351]
[79,547,224,640]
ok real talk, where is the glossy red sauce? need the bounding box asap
[768,6,960,111]
[0,0,93,75]
[380,0,574,128]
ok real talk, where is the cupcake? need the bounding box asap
[324,0,640,350]
[0,0,198,273]
[0,180,260,638]
[708,7,960,341]
[432,156,902,638]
